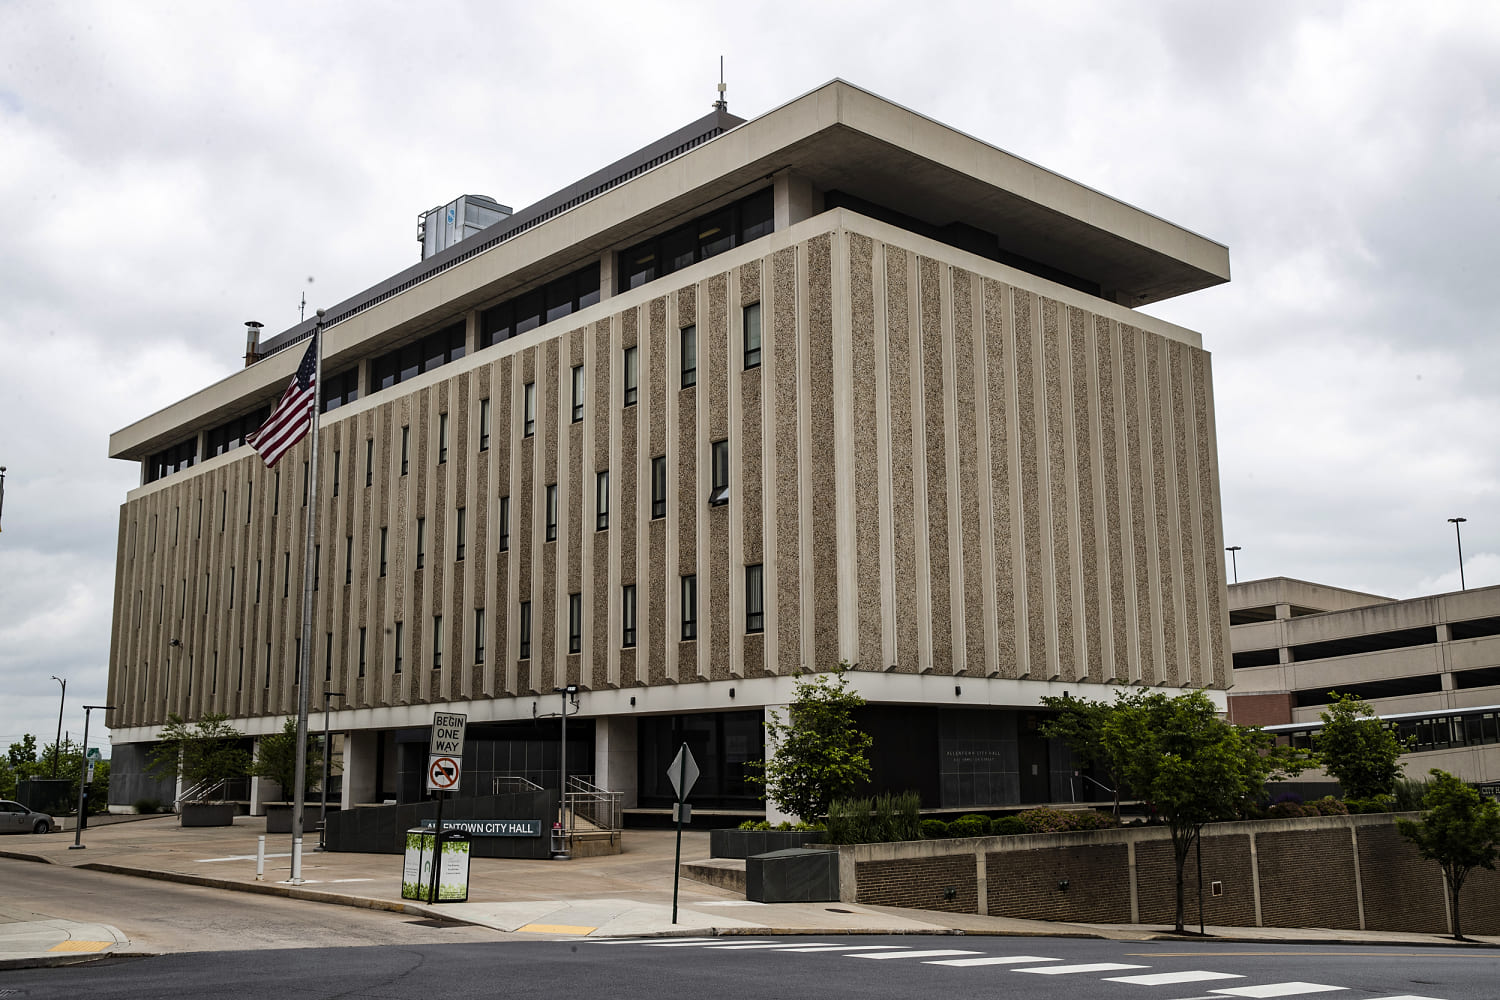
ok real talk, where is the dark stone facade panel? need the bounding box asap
[886,248,917,674]
[772,246,800,675]
[807,234,838,672]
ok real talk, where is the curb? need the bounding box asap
[0,950,157,972]
[0,850,55,865]
[77,863,416,916]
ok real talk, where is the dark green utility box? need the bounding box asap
[745,847,839,903]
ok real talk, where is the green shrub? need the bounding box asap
[793,820,825,832]
[825,797,875,844]
[874,790,922,842]
[991,816,1027,835]
[775,820,794,831]
[920,818,949,839]
[1311,796,1348,816]
[1268,801,1309,818]
[738,819,757,831]
[1066,810,1121,830]
[1346,795,1393,815]
[1018,807,1074,833]
[1394,776,1434,812]
[134,798,163,815]
[948,815,989,838]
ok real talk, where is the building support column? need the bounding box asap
[594,715,638,808]
[341,729,379,809]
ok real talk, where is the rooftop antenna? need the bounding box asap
[300,276,315,322]
[713,56,728,112]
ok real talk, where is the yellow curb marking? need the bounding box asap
[518,924,597,935]
[48,941,113,953]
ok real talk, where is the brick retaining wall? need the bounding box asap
[836,813,1477,934]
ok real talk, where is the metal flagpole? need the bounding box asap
[289,311,325,884]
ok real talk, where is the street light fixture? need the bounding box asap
[50,676,65,778]
[553,684,579,858]
[316,690,344,851]
[1448,517,1468,591]
[1225,546,1242,585]
[70,704,117,850]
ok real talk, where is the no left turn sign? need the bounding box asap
[427,755,461,792]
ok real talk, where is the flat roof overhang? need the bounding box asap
[111,79,1229,462]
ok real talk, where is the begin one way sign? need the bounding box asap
[426,712,467,793]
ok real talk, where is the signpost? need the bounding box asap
[424,711,466,904]
[668,743,700,924]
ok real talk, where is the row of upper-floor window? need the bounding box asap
[145,297,762,487]
[144,188,775,485]
[127,562,766,696]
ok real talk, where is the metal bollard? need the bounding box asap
[256,835,265,880]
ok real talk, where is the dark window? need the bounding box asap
[743,302,761,369]
[456,507,466,561]
[709,439,729,506]
[682,574,698,641]
[524,382,536,437]
[617,188,774,294]
[520,601,532,659]
[302,461,309,506]
[325,632,334,684]
[320,367,359,412]
[400,426,410,476]
[478,263,600,349]
[146,438,198,483]
[499,496,510,552]
[651,456,667,519]
[433,615,443,670]
[569,593,582,654]
[345,536,353,585]
[596,471,609,531]
[379,527,388,577]
[623,346,638,406]
[474,609,486,665]
[479,397,491,451]
[204,407,269,460]
[439,413,449,464]
[572,365,585,422]
[545,484,558,542]
[1233,648,1280,669]
[273,472,279,516]
[746,564,764,634]
[282,552,290,598]
[332,450,340,497]
[358,627,367,677]
[623,584,637,648]
[681,325,697,388]
[415,518,426,569]
[312,545,319,591]
[365,439,374,487]
[371,321,464,393]
[394,621,403,673]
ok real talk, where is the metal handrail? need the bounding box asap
[492,775,544,794]
[564,775,622,833]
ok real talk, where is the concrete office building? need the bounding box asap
[105,80,1233,818]
[1228,577,1500,785]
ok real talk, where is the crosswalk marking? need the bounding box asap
[848,949,980,960]
[1374,996,1448,999]
[594,937,713,945]
[1209,986,1347,998]
[705,943,835,950]
[777,945,910,953]
[1016,962,1149,975]
[925,956,1061,968]
[1107,971,1246,986]
[643,939,776,947]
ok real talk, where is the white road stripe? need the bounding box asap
[705,943,834,950]
[1108,971,1247,986]
[925,956,1062,967]
[644,939,776,947]
[778,945,910,953]
[590,938,714,945]
[1373,996,1448,1000]
[848,949,980,960]
[195,853,292,862]
[1017,962,1150,975]
[1210,986,1347,998]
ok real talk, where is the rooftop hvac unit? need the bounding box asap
[418,194,513,260]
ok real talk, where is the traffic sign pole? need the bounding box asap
[672,745,685,924]
[428,789,444,904]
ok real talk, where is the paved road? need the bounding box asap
[1,858,502,954]
[4,934,1490,999]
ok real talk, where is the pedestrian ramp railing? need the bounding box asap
[565,775,622,833]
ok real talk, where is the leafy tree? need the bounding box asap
[251,717,324,801]
[1040,691,1148,818]
[1396,769,1500,941]
[8,735,38,769]
[1100,690,1313,933]
[1313,693,1411,799]
[749,665,873,822]
[0,756,15,799]
[147,713,250,802]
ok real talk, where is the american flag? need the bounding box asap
[247,336,318,468]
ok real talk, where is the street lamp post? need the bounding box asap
[316,690,344,851]
[50,676,65,778]
[553,684,578,858]
[1448,517,1468,591]
[70,704,116,850]
[1225,546,1242,585]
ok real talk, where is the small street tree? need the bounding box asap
[1313,693,1411,799]
[1101,690,1313,934]
[147,713,250,803]
[251,717,324,802]
[1396,769,1500,941]
[1040,690,1148,818]
[750,665,872,823]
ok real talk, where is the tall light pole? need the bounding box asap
[316,690,344,851]
[553,684,578,858]
[50,676,66,778]
[70,704,116,849]
[1448,517,1468,591]
[1225,546,1242,585]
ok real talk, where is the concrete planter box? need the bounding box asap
[747,848,839,903]
[180,802,236,827]
[265,804,293,833]
[710,828,824,859]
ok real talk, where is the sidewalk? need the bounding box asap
[3,814,1496,969]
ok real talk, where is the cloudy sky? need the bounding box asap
[2,1,1498,750]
